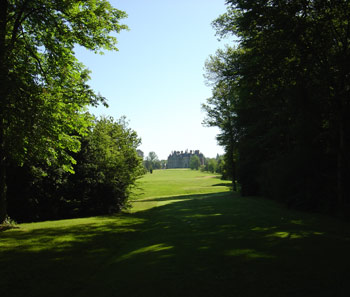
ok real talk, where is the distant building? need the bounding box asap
[167,150,205,169]
[137,149,144,159]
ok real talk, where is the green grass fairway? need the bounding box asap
[130,169,231,211]
[1,169,350,297]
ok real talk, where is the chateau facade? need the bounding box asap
[167,150,205,169]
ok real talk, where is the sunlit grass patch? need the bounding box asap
[117,243,174,262]
[131,169,231,201]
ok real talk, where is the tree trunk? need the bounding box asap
[229,132,237,192]
[226,139,237,192]
[231,161,237,192]
[0,0,8,223]
[337,120,345,209]
[0,140,7,223]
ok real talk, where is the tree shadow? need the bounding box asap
[132,192,225,203]
[1,192,350,297]
[0,225,19,232]
[212,182,232,188]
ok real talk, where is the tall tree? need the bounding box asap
[0,0,128,223]
[189,155,200,170]
[145,151,159,171]
[207,0,350,210]
[202,47,240,191]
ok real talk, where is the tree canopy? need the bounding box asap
[0,0,128,222]
[146,152,159,169]
[7,116,144,222]
[204,0,350,212]
[190,155,200,170]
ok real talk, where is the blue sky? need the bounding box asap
[75,0,229,160]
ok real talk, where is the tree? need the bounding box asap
[0,0,128,223]
[207,158,217,173]
[189,155,200,170]
[202,46,240,190]
[66,116,144,215]
[208,0,350,211]
[6,116,144,221]
[145,151,159,171]
[216,155,228,179]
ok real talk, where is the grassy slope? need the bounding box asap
[1,169,350,297]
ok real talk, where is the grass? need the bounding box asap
[130,169,231,211]
[1,169,350,297]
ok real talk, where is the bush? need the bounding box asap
[7,116,144,222]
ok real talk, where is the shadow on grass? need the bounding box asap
[131,192,225,203]
[212,182,232,188]
[1,192,350,297]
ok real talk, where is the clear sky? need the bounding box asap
[75,0,229,160]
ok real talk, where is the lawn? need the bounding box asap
[1,169,350,297]
[130,169,231,211]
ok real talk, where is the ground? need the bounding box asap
[1,169,350,297]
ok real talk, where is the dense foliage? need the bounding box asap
[7,117,144,222]
[189,155,200,170]
[201,155,227,178]
[0,0,128,222]
[204,0,350,213]
[144,151,161,171]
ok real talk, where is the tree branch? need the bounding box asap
[9,0,31,50]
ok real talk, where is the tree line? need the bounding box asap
[143,151,167,171]
[0,0,143,223]
[7,116,144,222]
[203,0,350,213]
